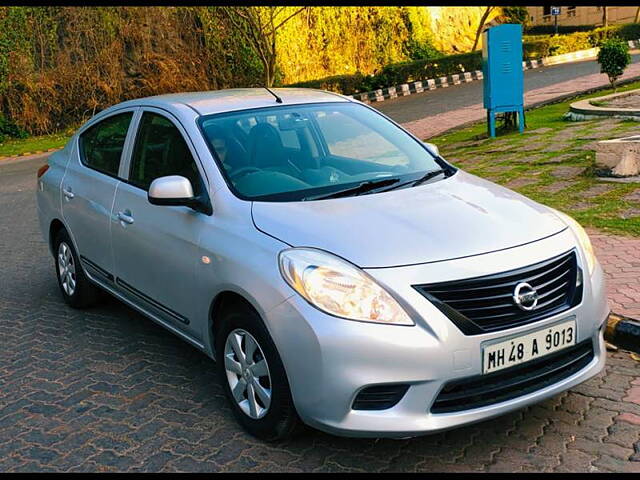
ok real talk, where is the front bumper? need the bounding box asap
[265,229,609,437]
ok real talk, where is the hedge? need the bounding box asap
[523,23,640,58]
[523,31,593,58]
[288,72,372,95]
[526,23,640,39]
[525,24,596,35]
[368,51,483,91]
[289,51,482,94]
[290,23,640,96]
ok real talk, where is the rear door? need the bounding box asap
[61,109,137,284]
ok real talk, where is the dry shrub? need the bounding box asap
[0,6,445,135]
[1,7,252,135]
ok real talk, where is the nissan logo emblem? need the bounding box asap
[513,282,539,311]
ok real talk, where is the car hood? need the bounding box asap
[251,171,568,268]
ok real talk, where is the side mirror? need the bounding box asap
[423,142,439,157]
[148,175,212,215]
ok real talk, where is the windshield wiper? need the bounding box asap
[303,177,400,201]
[412,168,449,186]
[382,168,450,192]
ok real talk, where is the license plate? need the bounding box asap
[482,319,576,374]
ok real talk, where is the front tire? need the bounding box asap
[216,301,301,441]
[53,229,101,308]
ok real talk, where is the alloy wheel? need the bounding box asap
[224,328,272,419]
[57,242,76,296]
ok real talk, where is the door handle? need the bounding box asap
[117,211,134,225]
[63,187,75,200]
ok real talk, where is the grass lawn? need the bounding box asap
[431,81,640,237]
[0,128,75,158]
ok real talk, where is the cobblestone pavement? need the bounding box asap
[590,231,640,320]
[1,158,640,473]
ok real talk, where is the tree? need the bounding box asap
[597,38,631,91]
[635,6,640,23]
[602,6,608,27]
[472,7,495,51]
[501,6,530,30]
[220,6,308,87]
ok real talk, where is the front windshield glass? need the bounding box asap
[199,102,444,201]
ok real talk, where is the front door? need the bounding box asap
[111,109,210,341]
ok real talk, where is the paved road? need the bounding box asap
[375,54,640,125]
[1,156,640,472]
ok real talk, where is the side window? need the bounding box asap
[129,112,203,196]
[79,112,133,177]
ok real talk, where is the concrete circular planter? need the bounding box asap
[563,89,640,177]
[567,88,640,121]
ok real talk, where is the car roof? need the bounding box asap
[114,88,353,116]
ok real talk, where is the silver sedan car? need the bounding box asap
[36,88,609,440]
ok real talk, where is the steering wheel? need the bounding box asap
[229,166,262,181]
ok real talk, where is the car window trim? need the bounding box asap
[76,108,138,181]
[120,107,211,202]
[118,108,142,180]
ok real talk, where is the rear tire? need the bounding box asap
[215,301,302,441]
[53,229,101,309]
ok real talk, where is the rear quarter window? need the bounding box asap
[79,112,133,177]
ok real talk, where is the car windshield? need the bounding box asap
[199,102,445,202]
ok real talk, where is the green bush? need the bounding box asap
[597,38,631,89]
[289,72,371,94]
[523,31,592,58]
[522,23,640,60]
[404,38,441,61]
[372,51,482,89]
[525,23,640,42]
[0,113,28,143]
[588,23,640,45]
[288,51,482,95]
[502,6,530,29]
[614,23,640,41]
[525,24,595,35]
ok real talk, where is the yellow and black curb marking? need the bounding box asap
[0,147,61,162]
[353,38,640,104]
[606,312,640,354]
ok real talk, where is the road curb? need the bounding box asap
[606,312,640,354]
[0,147,61,163]
[351,39,640,105]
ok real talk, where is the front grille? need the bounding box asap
[431,339,594,414]
[413,250,582,335]
[352,384,409,411]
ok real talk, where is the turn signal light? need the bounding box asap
[36,164,49,179]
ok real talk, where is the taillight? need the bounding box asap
[37,164,49,179]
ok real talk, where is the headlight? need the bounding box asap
[551,209,596,275]
[278,248,414,325]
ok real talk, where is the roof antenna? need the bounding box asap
[264,87,283,104]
